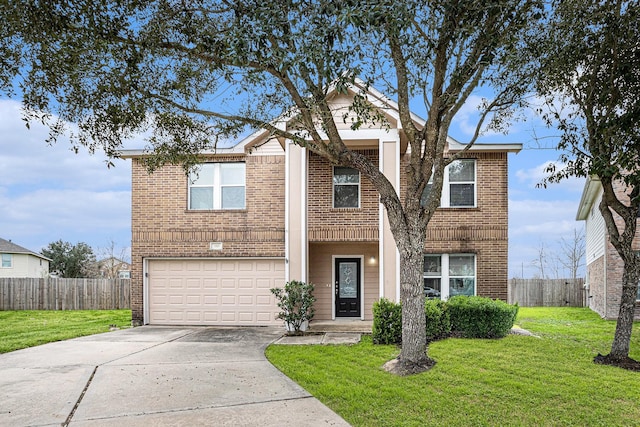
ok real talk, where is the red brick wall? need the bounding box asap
[307,150,379,241]
[130,154,285,324]
[592,179,640,319]
[419,152,510,300]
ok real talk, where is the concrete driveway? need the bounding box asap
[0,326,350,426]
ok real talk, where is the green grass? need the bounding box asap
[0,310,132,354]
[266,307,640,427]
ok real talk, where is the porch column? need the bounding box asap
[285,141,308,282]
[380,136,400,302]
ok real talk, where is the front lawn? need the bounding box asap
[266,308,640,426]
[0,310,132,354]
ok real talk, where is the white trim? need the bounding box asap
[301,149,308,282]
[395,137,401,301]
[284,141,291,283]
[378,138,385,298]
[143,257,149,325]
[331,255,365,320]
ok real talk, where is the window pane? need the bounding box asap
[333,167,360,184]
[339,262,358,298]
[189,164,215,186]
[221,163,245,185]
[221,186,245,209]
[450,183,474,207]
[334,185,359,208]
[449,255,475,276]
[424,278,441,298]
[424,255,441,275]
[449,278,475,296]
[190,187,213,209]
[2,254,12,268]
[449,160,475,182]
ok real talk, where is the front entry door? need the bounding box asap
[335,258,361,317]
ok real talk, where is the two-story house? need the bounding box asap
[577,176,640,319]
[121,83,521,326]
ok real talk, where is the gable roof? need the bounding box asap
[0,238,51,261]
[120,78,522,157]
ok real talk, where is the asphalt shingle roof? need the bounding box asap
[0,238,50,260]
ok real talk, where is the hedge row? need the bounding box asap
[372,296,518,345]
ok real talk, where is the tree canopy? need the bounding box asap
[41,240,97,278]
[1,0,543,373]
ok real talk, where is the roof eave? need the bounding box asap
[576,176,602,220]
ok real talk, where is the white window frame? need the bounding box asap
[423,253,476,299]
[1,253,12,268]
[188,162,246,210]
[333,166,361,209]
[422,159,477,208]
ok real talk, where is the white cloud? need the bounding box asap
[0,99,132,254]
[514,160,585,193]
[508,197,585,278]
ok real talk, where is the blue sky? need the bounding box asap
[0,97,585,277]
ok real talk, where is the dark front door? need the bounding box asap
[335,258,361,317]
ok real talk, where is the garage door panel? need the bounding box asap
[221,278,236,289]
[148,259,283,326]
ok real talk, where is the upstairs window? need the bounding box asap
[333,167,360,208]
[421,159,476,208]
[188,163,246,210]
[1,253,12,268]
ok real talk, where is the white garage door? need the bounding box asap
[147,258,285,326]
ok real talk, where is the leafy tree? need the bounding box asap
[1,0,542,373]
[537,0,640,367]
[41,240,98,278]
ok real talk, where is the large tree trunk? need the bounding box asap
[388,211,436,374]
[609,267,639,359]
[398,247,428,365]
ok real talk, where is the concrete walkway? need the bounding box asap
[0,326,350,426]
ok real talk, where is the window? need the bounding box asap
[188,163,245,210]
[1,253,12,268]
[333,166,360,208]
[421,159,476,208]
[423,254,476,299]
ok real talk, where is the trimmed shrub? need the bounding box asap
[447,295,518,338]
[425,298,451,342]
[372,298,402,344]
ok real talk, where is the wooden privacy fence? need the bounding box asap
[0,278,130,310]
[508,278,585,307]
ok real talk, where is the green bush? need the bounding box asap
[448,295,518,338]
[372,298,402,344]
[270,280,316,334]
[424,298,451,342]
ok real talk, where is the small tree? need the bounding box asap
[558,227,585,280]
[270,281,316,335]
[42,240,98,278]
[536,0,640,367]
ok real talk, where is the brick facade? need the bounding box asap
[584,179,640,320]
[130,154,285,324]
[127,145,513,324]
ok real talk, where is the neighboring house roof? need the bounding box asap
[0,237,51,261]
[119,79,522,158]
[576,176,602,221]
